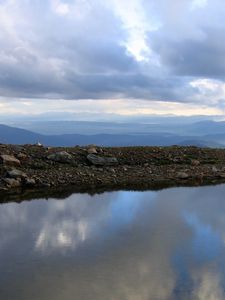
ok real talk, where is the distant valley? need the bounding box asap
[0,120,225,148]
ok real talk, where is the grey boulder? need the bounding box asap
[47,151,73,163]
[7,168,27,179]
[87,154,118,166]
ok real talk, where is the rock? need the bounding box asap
[191,159,200,166]
[176,171,189,179]
[17,153,27,160]
[30,161,47,169]
[7,168,27,179]
[40,182,51,188]
[212,166,218,172]
[0,187,8,192]
[47,151,73,163]
[3,178,21,188]
[87,154,118,166]
[0,155,21,167]
[87,147,98,154]
[25,178,36,186]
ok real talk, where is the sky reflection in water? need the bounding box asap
[1,185,225,299]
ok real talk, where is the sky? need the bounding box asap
[0,0,225,119]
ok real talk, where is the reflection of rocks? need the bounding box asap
[1,144,225,195]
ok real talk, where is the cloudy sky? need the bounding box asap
[0,0,225,119]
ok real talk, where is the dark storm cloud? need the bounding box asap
[150,27,225,78]
[0,63,188,102]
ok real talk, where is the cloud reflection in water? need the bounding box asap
[1,186,225,299]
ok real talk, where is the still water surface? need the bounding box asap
[1,185,225,299]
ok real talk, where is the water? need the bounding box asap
[1,185,225,299]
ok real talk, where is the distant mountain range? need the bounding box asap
[5,119,225,136]
[0,123,224,148]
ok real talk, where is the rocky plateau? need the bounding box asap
[1,143,225,200]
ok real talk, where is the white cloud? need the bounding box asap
[0,98,223,118]
[191,0,208,10]
[190,79,225,107]
[53,1,70,15]
[109,0,154,61]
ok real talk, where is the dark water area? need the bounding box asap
[1,185,225,299]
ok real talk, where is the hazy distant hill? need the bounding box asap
[0,124,43,144]
[7,119,225,136]
[0,124,224,148]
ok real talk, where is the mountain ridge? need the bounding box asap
[0,123,224,148]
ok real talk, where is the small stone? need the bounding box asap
[3,178,21,188]
[17,153,27,160]
[212,166,218,172]
[7,168,27,179]
[25,178,36,186]
[0,155,21,167]
[0,187,8,191]
[176,171,189,179]
[191,159,200,166]
[40,182,51,188]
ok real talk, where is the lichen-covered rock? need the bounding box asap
[0,155,21,167]
[87,154,118,166]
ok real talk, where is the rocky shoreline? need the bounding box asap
[1,143,225,200]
